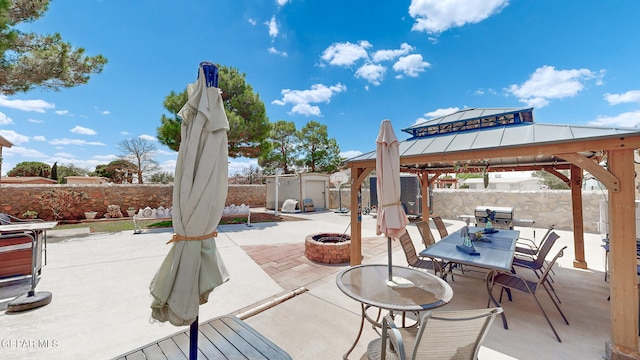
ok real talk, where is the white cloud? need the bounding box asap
[266,15,279,39]
[276,0,290,6]
[55,110,70,115]
[414,107,461,125]
[393,54,431,77]
[272,83,347,116]
[340,150,363,160]
[102,110,111,115]
[604,90,640,105]
[49,138,106,146]
[159,159,177,174]
[139,134,157,141]
[426,107,461,118]
[588,110,640,128]
[0,130,29,145]
[321,41,372,67]
[507,65,600,108]
[155,149,175,156]
[54,152,75,158]
[229,159,258,176]
[355,63,386,85]
[0,112,13,125]
[268,47,288,57]
[290,103,321,116]
[372,43,414,62]
[70,126,97,135]
[27,118,43,123]
[3,146,46,158]
[0,95,55,113]
[120,131,130,135]
[248,18,256,26]
[409,0,509,34]
[94,154,119,161]
[33,136,46,141]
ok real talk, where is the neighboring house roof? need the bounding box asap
[65,176,108,184]
[0,135,13,148]
[0,176,56,184]
[462,177,539,184]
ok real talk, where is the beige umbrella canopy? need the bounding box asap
[376,119,410,286]
[150,64,230,327]
[376,119,409,239]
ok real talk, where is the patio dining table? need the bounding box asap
[419,226,520,328]
[419,226,520,273]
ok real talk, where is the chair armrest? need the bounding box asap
[382,314,407,360]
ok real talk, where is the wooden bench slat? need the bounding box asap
[220,316,290,360]
[171,333,208,360]
[199,322,245,358]
[115,316,291,360]
[141,343,166,359]
[157,338,187,360]
[124,350,148,360]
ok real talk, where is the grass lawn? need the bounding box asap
[53,212,297,233]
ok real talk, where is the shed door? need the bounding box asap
[305,180,326,209]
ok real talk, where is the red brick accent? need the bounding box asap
[304,233,351,264]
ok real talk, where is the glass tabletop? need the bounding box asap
[336,264,453,312]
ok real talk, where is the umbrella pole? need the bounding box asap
[190,316,198,359]
[387,236,392,283]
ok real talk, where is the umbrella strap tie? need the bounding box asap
[167,231,218,244]
[381,201,402,208]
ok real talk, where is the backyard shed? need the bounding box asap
[265,173,329,211]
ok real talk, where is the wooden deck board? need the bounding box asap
[157,338,187,360]
[115,316,291,360]
[199,322,245,358]
[142,344,166,359]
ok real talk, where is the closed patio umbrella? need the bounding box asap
[376,119,410,286]
[150,62,229,358]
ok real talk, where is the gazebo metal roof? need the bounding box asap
[348,107,639,172]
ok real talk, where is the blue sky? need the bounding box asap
[1,0,640,177]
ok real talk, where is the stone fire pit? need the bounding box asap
[304,233,351,264]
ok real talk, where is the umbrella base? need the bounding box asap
[7,291,52,312]
[387,276,415,288]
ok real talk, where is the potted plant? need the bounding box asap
[127,207,137,217]
[22,210,38,219]
[84,210,98,219]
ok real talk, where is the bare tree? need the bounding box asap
[118,137,159,184]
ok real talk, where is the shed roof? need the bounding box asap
[0,134,13,148]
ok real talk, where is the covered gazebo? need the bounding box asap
[347,108,640,359]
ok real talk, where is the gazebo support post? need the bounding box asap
[418,172,430,222]
[607,149,640,358]
[349,166,366,265]
[570,164,587,269]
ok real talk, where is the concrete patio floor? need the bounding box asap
[0,209,621,359]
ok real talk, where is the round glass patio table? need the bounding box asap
[336,264,453,359]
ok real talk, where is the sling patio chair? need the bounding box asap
[366,307,503,360]
[512,231,562,303]
[398,231,442,275]
[414,220,436,249]
[431,216,448,239]
[514,225,555,257]
[486,246,569,342]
